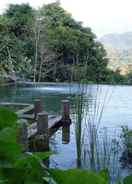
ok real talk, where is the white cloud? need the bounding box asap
[0,0,132,37]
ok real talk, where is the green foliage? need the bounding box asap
[49,168,108,184]
[0,4,35,79]
[0,2,113,83]
[0,108,17,130]
[0,107,52,183]
[121,126,132,153]
[0,108,21,168]
[0,134,21,167]
[98,169,109,182]
[5,4,34,38]
[94,67,127,84]
[14,152,53,169]
[123,175,132,184]
[0,2,130,84]
[125,71,132,84]
[120,126,132,168]
[38,2,109,82]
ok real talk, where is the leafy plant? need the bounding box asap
[0,107,53,183]
[120,126,132,168]
[49,169,108,184]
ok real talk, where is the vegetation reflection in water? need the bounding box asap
[0,83,132,182]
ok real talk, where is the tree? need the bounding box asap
[0,4,35,79]
[38,2,109,82]
[0,2,110,83]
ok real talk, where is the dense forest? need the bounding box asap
[0,2,127,84]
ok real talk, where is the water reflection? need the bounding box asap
[0,83,132,179]
[62,125,70,144]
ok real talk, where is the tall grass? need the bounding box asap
[73,84,121,182]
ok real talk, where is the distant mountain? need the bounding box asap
[100,32,132,50]
[99,32,132,75]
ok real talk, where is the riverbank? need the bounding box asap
[15,81,132,88]
[0,82,16,87]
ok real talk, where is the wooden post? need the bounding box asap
[34,99,42,119]
[61,100,70,121]
[17,120,28,152]
[37,112,48,134]
[37,112,49,150]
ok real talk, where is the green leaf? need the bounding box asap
[32,151,54,160]
[14,151,53,169]
[49,169,108,184]
[126,131,132,136]
[0,126,21,167]
[123,175,132,184]
[0,141,21,166]
[0,128,17,143]
[1,168,25,184]
[0,108,17,130]
[115,178,122,184]
[98,169,109,182]
[14,154,41,169]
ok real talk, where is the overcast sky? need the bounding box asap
[0,0,132,37]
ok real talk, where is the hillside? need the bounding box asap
[100,32,132,50]
[100,32,132,75]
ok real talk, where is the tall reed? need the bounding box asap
[73,84,121,182]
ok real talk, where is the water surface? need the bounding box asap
[0,83,132,177]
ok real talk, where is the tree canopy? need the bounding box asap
[0,2,119,83]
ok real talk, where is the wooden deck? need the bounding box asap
[1,99,71,151]
[27,115,62,138]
